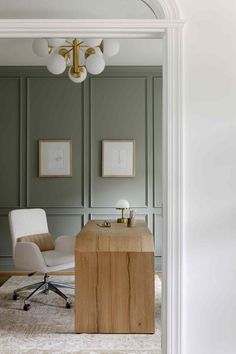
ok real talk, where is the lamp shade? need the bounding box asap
[47,53,66,75]
[115,199,130,209]
[32,38,50,57]
[103,39,120,57]
[86,54,105,75]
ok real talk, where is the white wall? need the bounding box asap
[180,0,236,353]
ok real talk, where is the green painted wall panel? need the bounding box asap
[28,78,83,207]
[154,77,162,207]
[47,214,84,239]
[0,78,20,207]
[90,77,148,207]
[154,213,163,257]
[0,216,12,256]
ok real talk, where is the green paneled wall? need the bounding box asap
[0,66,162,270]
[0,78,21,208]
[91,77,147,207]
[28,78,84,207]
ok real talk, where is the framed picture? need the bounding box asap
[39,140,72,177]
[102,140,135,177]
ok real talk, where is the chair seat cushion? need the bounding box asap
[42,250,74,267]
[17,233,54,251]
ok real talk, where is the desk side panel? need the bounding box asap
[75,252,98,333]
[129,251,155,333]
[75,250,155,333]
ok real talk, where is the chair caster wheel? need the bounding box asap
[66,302,71,309]
[13,293,19,300]
[23,303,31,311]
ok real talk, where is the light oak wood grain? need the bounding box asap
[75,221,155,334]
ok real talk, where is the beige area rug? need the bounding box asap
[0,275,161,354]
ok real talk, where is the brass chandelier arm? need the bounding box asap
[56,45,73,48]
[99,40,104,53]
[56,39,85,74]
[64,47,73,54]
[72,38,80,73]
[48,40,101,55]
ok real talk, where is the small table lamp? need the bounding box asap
[116,199,130,223]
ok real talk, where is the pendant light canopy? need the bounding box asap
[32,38,120,83]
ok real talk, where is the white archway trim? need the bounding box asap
[162,26,183,354]
[143,0,181,19]
[139,0,159,18]
[0,1,184,353]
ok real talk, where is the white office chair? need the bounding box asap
[9,208,75,311]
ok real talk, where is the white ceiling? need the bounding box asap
[0,0,162,65]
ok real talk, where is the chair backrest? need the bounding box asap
[9,208,49,256]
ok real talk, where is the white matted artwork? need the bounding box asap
[39,140,72,177]
[102,140,135,177]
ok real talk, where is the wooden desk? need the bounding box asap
[75,220,155,334]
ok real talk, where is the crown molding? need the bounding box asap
[0,19,184,38]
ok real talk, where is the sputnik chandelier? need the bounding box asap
[32,38,120,83]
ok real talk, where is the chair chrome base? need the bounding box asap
[13,273,74,311]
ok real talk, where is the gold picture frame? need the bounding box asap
[102,140,135,177]
[39,140,72,177]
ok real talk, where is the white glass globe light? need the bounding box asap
[86,54,105,75]
[95,47,103,56]
[83,38,102,47]
[57,48,71,65]
[47,38,66,47]
[103,39,120,57]
[47,54,66,75]
[68,67,87,83]
[32,38,50,57]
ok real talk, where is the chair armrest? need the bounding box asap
[14,242,47,272]
[54,235,76,254]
